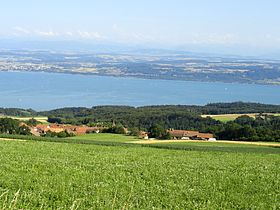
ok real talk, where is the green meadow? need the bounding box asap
[69,133,138,143]
[0,135,279,209]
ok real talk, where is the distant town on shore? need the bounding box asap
[1,49,280,85]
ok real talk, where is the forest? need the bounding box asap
[1,102,280,141]
[42,103,280,142]
[1,102,280,117]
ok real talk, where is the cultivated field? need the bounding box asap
[202,113,280,122]
[133,139,280,148]
[0,135,279,209]
[0,116,48,123]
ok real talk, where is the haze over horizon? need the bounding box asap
[1,0,280,56]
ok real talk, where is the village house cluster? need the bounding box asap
[27,123,101,136]
[21,122,215,141]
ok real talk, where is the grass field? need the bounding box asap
[0,116,48,123]
[0,135,279,209]
[70,133,139,143]
[202,113,280,122]
[148,141,280,154]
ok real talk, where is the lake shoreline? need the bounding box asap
[1,69,280,87]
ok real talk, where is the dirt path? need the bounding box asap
[217,140,280,147]
[0,138,27,142]
[131,139,206,144]
[130,139,280,147]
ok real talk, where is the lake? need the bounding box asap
[0,71,279,111]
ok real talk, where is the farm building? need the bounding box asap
[196,133,216,141]
[139,131,149,139]
[168,129,215,141]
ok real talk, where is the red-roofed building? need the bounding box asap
[167,129,215,141]
[167,129,200,140]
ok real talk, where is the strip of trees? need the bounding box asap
[1,102,280,142]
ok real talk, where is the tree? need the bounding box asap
[102,126,127,134]
[26,118,40,127]
[238,125,256,139]
[18,125,31,135]
[218,122,242,140]
[129,127,140,136]
[0,118,31,135]
[48,117,62,124]
[234,115,254,126]
[148,124,170,139]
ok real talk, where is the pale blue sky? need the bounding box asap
[1,0,280,53]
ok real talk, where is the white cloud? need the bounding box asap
[35,30,59,37]
[112,24,118,31]
[77,31,104,39]
[111,24,155,43]
[207,33,237,44]
[264,34,280,43]
[65,31,74,36]
[12,26,30,34]
[189,33,239,45]
[11,28,105,40]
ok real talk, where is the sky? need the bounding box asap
[1,0,280,54]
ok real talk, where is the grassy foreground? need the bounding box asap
[69,133,139,143]
[0,136,279,209]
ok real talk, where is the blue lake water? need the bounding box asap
[0,71,279,110]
